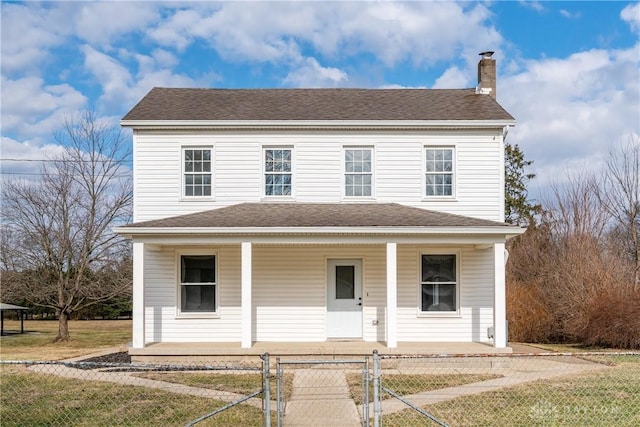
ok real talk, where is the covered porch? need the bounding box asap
[116,203,524,356]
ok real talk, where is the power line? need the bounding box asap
[1,158,131,164]
[1,171,132,177]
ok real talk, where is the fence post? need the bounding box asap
[373,350,381,427]
[364,356,370,427]
[263,353,271,427]
[276,357,282,427]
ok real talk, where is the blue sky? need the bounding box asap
[2,1,639,200]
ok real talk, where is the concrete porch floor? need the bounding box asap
[129,341,513,362]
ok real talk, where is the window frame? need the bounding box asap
[263,146,294,199]
[343,146,375,199]
[423,146,456,199]
[418,250,461,316]
[176,250,219,318]
[181,146,214,200]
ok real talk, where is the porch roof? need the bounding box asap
[116,203,523,238]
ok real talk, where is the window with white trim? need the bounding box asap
[179,255,216,313]
[421,254,457,312]
[183,148,212,197]
[344,148,372,197]
[425,148,453,197]
[264,148,292,196]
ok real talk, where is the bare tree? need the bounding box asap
[1,111,132,341]
[594,138,640,289]
[507,163,640,347]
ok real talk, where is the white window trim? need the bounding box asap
[181,145,214,201]
[342,146,375,200]
[417,249,462,317]
[175,249,220,319]
[262,146,295,200]
[422,145,456,200]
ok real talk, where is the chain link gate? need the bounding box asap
[186,353,273,427]
[372,350,448,427]
[275,357,370,426]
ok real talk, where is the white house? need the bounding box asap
[116,53,523,356]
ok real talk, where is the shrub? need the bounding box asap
[577,288,640,349]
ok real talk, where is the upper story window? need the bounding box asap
[421,254,458,313]
[425,148,454,197]
[264,148,292,197]
[344,148,373,197]
[183,148,212,197]
[179,254,217,313]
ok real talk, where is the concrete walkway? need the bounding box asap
[28,363,270,410]
[283,369,361,427]
[378,357,609,415]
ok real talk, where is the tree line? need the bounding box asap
[505,139,640,349]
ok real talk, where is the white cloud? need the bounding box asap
[80,45,202,109]
[146,2,502,69]
[621,3,640,33]
[433,66,469,89]
[519,1,545,12]
[146,8,203,51]
[283,57,349,87]
[500,45,640,197]
[1,137,68,179]
[1,76,87,140]
[0,3,70,75]
[559,9,580,19]
[73,2,159,47]
[81,45,133,105]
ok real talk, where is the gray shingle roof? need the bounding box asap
[122,88,514,122]
[123,203,518,229]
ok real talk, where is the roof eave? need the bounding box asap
[114,225,525,238]
[120,119,516,130]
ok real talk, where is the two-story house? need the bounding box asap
[116,52,523,359]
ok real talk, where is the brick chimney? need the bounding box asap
[477,51,496,99]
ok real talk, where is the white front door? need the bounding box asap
[327,259,363,339]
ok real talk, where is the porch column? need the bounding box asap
[241,241,252,348]
[493,242,507,348]
[132,241,145,349]
[386,242,397,348]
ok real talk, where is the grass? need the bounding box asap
[381,357,640,426]
[134,371,294,400]
[0,365,266,426]
[346,373,502,405]
[0,319,131,360]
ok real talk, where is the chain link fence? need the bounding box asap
[1,351,638,426]
[375,352,640,426]
[0,356,270,427]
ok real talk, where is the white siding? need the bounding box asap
[396,245,493,343]
[142,244,492,344]
[133,130,505,222]
[143,245,242,343]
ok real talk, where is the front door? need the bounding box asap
[326,259,363,339]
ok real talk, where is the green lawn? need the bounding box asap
[381,357,640,426]
[0,320,131,360]
[0,365,266,427]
